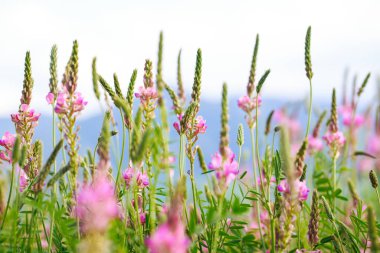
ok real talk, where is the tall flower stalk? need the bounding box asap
[304,26,313,138]
[47,44,58,252]
[237,34,267,251]
[53,41,87,203]
[323,88,345,213]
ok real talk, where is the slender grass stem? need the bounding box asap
[190,162,198,222]
[115,110,126,193]
[211,191,225,253]
[0,163,16,230]
[375,189,380,209]
[332,154,337,213]
[250,127,265,252]
[179,134,186,177]
[270,218,275,253]
[48,106,57,252]
[228,145,242,210]
[305,79,313,138]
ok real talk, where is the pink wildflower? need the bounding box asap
[54,91,87,114]
[122,165,149,189]
[19,168,29,192]
[11,104,41,125]
[146,222,190,253]
[339,105,365,127]
[173,113,207,135]
[46,92,55,104]
[75,175,119,233]
[0,131,16,148]
[308,136,323,154]
[0,132,16,163]
[135,86,158,104]
[194,116,207,134]
[173,122,181,134]
[208,147,239,185]
[237,95,262,113]
[323,131,346,149]
[278,180,309,202]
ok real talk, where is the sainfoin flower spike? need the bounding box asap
[11,104,41,125]
[54,90,88,114]
[75,174,119,233]
[208,147,239,185]
[0,132,16,163]
[278,179,310,201]
[122,164,149,189]
[146,178,190,253]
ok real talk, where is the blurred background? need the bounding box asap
[0,0,379,170]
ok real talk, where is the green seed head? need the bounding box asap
[144,59,154,88]
[321,196,334,221]
[219,83,229,157]
[92,57,100,100]
[49,45,58,97]
[237,124,244,146]
[21,51,34,105]
[370,170,379,188]
[191,49,202,108]
[247,34,259,97]
[305,26,313,80]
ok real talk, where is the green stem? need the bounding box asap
[211,191,225,253]
[228,145,242,210]
[250,127,265,252]
[305,79,313,138]
[179,134,186,177]
[297,213,301,249]
[190,162,198,224]
[0,163,16,230]
[133,188,144,243]
[375,189,380,209]
[270,217,275,253]
[48,106,57,252]
[115,110,126,193]
[255,101,266,199]
[128,130,132,164]
[332,154,337,214]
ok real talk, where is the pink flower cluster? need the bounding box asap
[122,165,149,189]
[19,168,28,192]
[135,86,159,105]
[322,131,346,151]
[308,135,323,154]
[11,104,41,126]
[278,179,309,202]
[75,175,119,233]
[339,104,365,127]
[0,132,16,163]
[131,195,147,224]
[208,147,239,185]
[146,220,190,253]
[52,91,87,114]
[173,114,207,135]
[237,95,262,113]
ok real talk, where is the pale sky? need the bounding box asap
[0,0,379,117]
